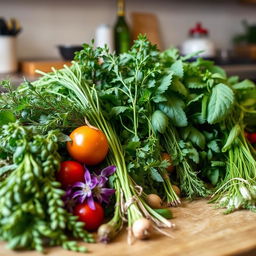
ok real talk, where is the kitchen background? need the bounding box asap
[0,0,256,83]
[1,0,256,58]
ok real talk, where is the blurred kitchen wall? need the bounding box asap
[1,0,255,59]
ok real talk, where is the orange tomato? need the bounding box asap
[161,153,175,172]
[67,126,109,165]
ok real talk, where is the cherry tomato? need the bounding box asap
[74,202,104,231]
[248,133,256,144]
[57,161,84,188]
[161,153,175,172]
[67,126,109,165]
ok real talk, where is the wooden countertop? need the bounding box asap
[0,199,256,256]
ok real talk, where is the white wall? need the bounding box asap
[1,0,256,59]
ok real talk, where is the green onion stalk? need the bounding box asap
[210,114,256,213]
[36,62,173,241]
[163,126,209,199]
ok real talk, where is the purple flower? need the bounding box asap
[69,165,116,210]
[72,167,98,210]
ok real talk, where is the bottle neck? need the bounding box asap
[117,0,125,17]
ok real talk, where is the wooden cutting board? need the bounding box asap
[131,12,162,50]
[0,199,256,256]
[21,60,71,76]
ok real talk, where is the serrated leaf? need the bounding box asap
[152,94,167,103]
[170,60,184,78]
[110,106,129,116]
[207,83,234,124]
[207,140,220,153]
[0,110,16,125]
[150,168,164,182]
[152,110,169,134]
[156,72,173,95]
[159,96,187,127]
[171,78,188,97]
[186,78,206,89]
[232,79,255,90]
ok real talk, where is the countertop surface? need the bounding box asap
[0,199,256,256]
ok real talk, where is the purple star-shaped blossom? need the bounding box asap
[93,166,116,204]
[69,165,116,210]
[72,167,98,210]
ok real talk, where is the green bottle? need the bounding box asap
[114,0,130,54]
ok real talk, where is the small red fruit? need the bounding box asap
[57,161,84,188]
[74,202,104,231]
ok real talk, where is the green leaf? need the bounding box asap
[152,110,169,134]
[189,127,206,149]
[209,65,227,78]
[159,96,187,127]
[0,110,16,125]
[181,127,205,149]
[170,78,188,97]
[110,106,129,116]
[212,73,226,80]
[150,168,164,182]
[228,76,239,85]
[207,140,220,153]
[125,141,141,152]
[156,72,173,95]
[207,83,234,124]
[170,60,184,78]
[222,124,240,152]
[139,89,152,104]
[152,94,167,103]
[232,79,255,90]
[186,78,206,89]
[187,94,204,106]
[207,169,219,185]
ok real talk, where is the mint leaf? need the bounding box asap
[171,78,188,97]
[0,110,16,125]
[152,94,167,103]
[156,72,173,95]
[232,79,255,90]
[152,110,169,134]
[170,60,183,78]
[150,168,164,182]
[207,83,234,124]
[186,78,206,89]
[159,96,187,127]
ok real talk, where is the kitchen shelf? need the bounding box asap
[0,199,255,256]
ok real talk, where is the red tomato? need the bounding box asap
[248,132,256,144]
[67,126,109,165]
[74,202,104,231]
[57,161,84,188]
